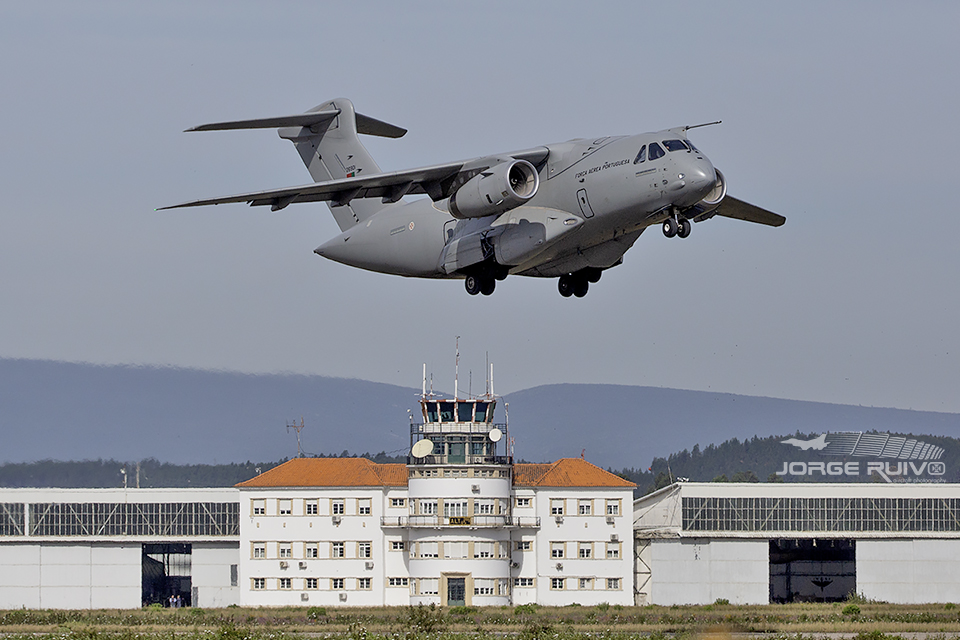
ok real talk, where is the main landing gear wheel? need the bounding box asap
[480,277,496,296]
[662,217,678,238]
[558,275,574,297]
[465,275,481,296]
[677,218,692,238]
[573,279,589,298]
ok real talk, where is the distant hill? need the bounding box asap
[2,359,959,474]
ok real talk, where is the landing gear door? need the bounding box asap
[577,189,595,218]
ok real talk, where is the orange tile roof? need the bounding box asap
[237,457,633,489]
[237,458,407,488]
[513,458,635,488]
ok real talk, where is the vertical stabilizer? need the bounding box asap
[278,98,403,231]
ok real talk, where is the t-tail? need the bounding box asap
[187,98,406,231]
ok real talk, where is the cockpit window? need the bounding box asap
[663,139,688,152]
[687,140,699,152]
[648,142,665,160]
[633,145,646,164]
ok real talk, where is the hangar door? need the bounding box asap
[142,543,192,606]
[769,539,855,603]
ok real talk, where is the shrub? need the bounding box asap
[307,607,327,620]
[449,606,478,616]
[843,604,862,616]
[714,598,730,606]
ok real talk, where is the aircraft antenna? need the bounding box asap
[286,417,306,458]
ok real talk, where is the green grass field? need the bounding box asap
[2,603,960,640]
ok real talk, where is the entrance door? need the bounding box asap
[447,577,465,607]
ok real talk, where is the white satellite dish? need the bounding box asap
[488,428,503,443]
[411,439,434,458]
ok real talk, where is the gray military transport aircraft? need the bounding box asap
[162,98,784,297]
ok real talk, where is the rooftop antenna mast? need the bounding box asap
[454,336,460,399]
[286,417,306,458]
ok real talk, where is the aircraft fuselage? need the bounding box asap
[315,131,718,279]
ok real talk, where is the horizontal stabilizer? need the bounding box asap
[186,109,406,138]
[718,196,785,227]
[186,109,341,133]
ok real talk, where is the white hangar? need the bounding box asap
[0,487,240,609]
[633,482,960,605]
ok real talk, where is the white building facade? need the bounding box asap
[634,482,960,605]
[0,488,240,609]
[237,394,635,607]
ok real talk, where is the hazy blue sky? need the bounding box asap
[1,2,958,413]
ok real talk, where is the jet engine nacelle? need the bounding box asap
[449,159,539,220]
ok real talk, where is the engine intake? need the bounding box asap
[449,159,539,219]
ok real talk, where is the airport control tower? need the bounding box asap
[398,366,524,606]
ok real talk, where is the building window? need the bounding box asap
[358,499,371,516]
[444,541,468,559]
[474,578,495,595]
[514,577,535,587]
[606,542,620,559]
[279,542,292,559]
[358,577,371,590]
[358,541,372,558]
[332,541,345,558]
[551,542,565,558]
[252,499,266,516]
[418,578,439,595]
[550,499,564,516]
[606,499,620,516]
[515,540,531,551]
[578,543,592,559]
[391,541,405,551]
[473,541,494,558]
[252,578,265,590]
[331,499,345,515]
[252,542,265,559]
[305,544,318,559]
[607,578,621,590]
[475,499,495,515]
[305,499,319,515]
[418,541,439,558]
[305,577,318,590]
[388,577,409,587]
[420,500,438,515]
[515,497,531,508]
[578,499,592,516]
[278,499,292,516]
[391,498,405,508]
[579,578,594,590]
[444,501,467,517]
[551,577,565,590]
[332,578,344,590]
[279,577,292,590]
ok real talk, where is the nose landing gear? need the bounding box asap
[663,215,692,239]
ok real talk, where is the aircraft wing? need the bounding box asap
[159,147,550,212]
[716,196,786,227]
